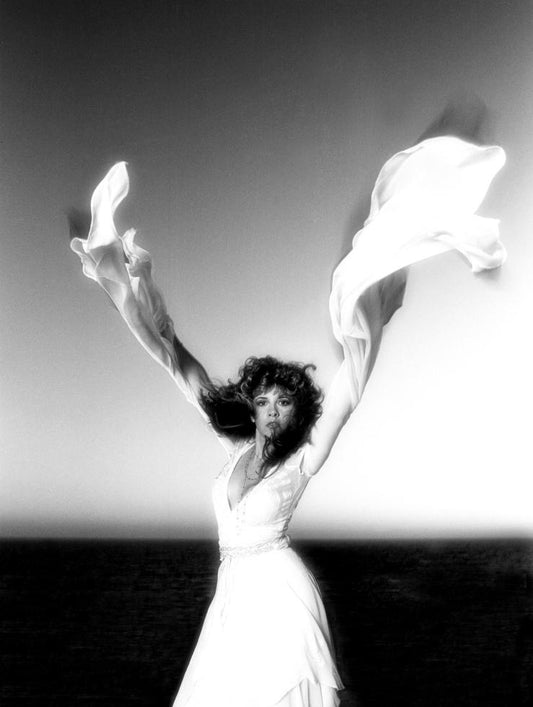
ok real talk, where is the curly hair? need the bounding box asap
[200,356,322,473]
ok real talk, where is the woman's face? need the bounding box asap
[252,386,295,439]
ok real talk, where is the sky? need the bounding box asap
[2,0,533,539]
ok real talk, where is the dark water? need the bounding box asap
[2,538,533,707]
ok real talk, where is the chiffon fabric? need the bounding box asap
[70,136,506,417]
[172,440,342,707]
[71,136,506,707]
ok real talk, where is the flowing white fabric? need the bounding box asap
[71,135,506,707]
[329,136,505,406]
[70,162,229,449]
[70,136,505,418]
[70,162,200,406]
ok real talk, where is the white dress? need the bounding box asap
[70,135,506,707]
[172,440,342,707]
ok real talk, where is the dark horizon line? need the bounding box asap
[2,524,532,545]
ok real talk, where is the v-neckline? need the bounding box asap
[226,443,278,513]
[226,443,256,512]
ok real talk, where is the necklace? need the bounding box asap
[241,446,261,501]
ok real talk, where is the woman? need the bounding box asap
[70,134,506,706]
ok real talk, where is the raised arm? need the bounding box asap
[303,273,406,475]
[302,136,506,477]
[70,162,227,446]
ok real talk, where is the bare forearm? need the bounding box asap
[170,334,212,401]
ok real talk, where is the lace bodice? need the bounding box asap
[213,441,311,551]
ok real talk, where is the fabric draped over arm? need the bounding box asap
[329,135,506,410]
[70,162,218,430]
[70,136,506,467]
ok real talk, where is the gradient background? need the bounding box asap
[2,0,532,540]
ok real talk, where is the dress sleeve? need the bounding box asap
[284,445,309,476]
[329,135,506,410]
[70,162,234,456]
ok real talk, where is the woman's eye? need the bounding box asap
[279,399,292,406]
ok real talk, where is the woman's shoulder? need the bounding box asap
[216,437,253,479]
[283,443,311,476]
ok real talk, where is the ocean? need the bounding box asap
[2,538,532,706]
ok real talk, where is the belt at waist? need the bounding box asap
[219,535,290,561]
